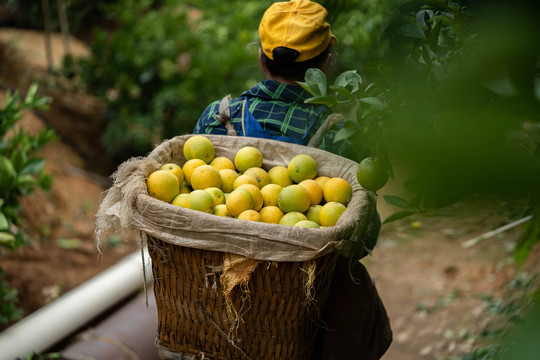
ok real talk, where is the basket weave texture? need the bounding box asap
[149,237,336,360]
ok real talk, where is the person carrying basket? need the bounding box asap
[194,0,392,358]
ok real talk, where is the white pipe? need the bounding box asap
[0,247,153,360]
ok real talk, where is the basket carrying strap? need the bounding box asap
[307,113,345,148]
[216,94,238,136]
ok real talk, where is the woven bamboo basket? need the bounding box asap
[97,135,376,360]
[148,237,337,360]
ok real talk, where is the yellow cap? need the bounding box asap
[259,0,337,63]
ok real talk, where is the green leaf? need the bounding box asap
[333,121,358,143]
[427,18,442,49]
[383,210,418,224]
[397,23,426,39]
[334,70,362,93]
[0,232,16,247]
[359,97,385,110]
[0,213,8,231]
[20,158,46,176]
[24,83,39,105]
[300,68,327,97]
[422,0,450,11]
[304,95,337,106]
[329,85,353,100]
[383,195,413,209]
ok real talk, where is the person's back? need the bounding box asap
[193,0,392,358]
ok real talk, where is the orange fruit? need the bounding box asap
[219,169,239,193]
[209,156,235,171]
[243,167,271,188]
[160,163,184,184]
[277,184,311,213]
[182,158,206,185]
[179,180,192,194]
[268,165,293,187]
[237,209,262,222]
[298,179,323,205]
[314,176,330,189]
[190,164,222,190]
[234,146,263,173]
[226,188,254,217]
[319,201,347,226]
[171,193,189,207]
[259,206,284,224]
[236,183,264,211]
[305,204,323,225]
[279,211,308,226]
[185,189,214,213]
[147,170,180,202]
[205,187,226,207]
[213,203,232,217]
[323,177,352,205]
[294,220,320,228]
[233,174,259,190]
[356,157,388,191]
[183,135,215,163]
[260,183,282,207]
[288,154,318,183]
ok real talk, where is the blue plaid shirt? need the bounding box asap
[194,79,348,155]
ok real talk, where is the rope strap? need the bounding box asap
[216,94,238,136]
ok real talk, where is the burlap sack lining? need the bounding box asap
[95,134,375,263]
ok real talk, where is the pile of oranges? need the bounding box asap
[146,135,352,228]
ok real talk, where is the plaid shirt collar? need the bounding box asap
[241,79,312,103]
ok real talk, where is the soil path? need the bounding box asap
[1,29,538,360]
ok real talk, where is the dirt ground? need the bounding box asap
[1,29,539,360]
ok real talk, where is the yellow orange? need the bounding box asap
[213,204,232,217]
[243,167,271,189]
[314,176,331,189]
[179,180,192,194]
[306,204,323,225]
[268,165,293,187]
[183,135,215,163]
[209,156,235,171]
[160,163,184,184]
[294,220,320,228]
[298,179,323,205]
[259,206,284,224]
[190,164,222,190]
[237,209,262,222]
[182,158,206,185]
[233,174,259,190]
[288,154,318,183]
[323,177,352,205]
[234,146,263,173]
[147,170,180,203]
[205,187,226,207]
[279,211,307,226]
[171,193,189,207]
[226,188,254,217]
[237,183,264,211]
[277,184,311,214]
[260,183,282,207]
[186,189,214,213]
[219,169,239,193]
[319,201,347,226]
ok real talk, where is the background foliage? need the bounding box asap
[0,85,56,326]
[2,0,539,357]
